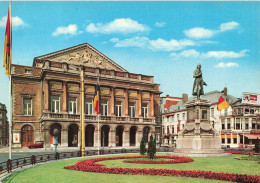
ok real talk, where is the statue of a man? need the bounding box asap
[192,64,207,100]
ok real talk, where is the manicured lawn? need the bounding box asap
[3,154,259,183]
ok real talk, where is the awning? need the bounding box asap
[243,134,260,139]
[221,134,237,138]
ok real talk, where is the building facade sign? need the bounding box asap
[242,93,258,104]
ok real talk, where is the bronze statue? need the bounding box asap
[192,64,207,100]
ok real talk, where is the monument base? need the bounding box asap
[171,99,231,157]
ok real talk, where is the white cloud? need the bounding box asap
[52,24,79,36]
[202,49,249,59]
[154,22,166,27]
[86,18,150,34]
[215,62,239,68]
[149,38,195,51]
[170,49,248,59]
[110,36,195,51]
[0,16,26,27]
[113,36,149,48]
[184,27,215,39]
[184,21,240,39]
[220,21,239,32]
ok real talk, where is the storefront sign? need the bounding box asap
[242,93,258,104]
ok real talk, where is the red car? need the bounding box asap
[28,141,44,149]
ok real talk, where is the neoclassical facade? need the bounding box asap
[11,43,161,148]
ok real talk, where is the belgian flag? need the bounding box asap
[94,84,100,114]
[3,3,12,77]
[217,96,230,111]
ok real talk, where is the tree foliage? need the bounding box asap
[147,135,156,159]
[140,137,147,155]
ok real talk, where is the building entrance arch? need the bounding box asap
[21,125,34,147]
[50,123,62,145]
[116,125,124,146]
[85,124,95,147]
[68,124,78,147]
[101,125,109,147]
[130,126,137,146]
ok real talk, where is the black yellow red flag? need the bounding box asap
[94,84,100,114]
[3,4,12,77]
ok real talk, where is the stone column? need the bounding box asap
[150,92,154,117]
[231,118,234,130]
[123,130,130,147]
[136,130,143,147]
[249,118,252,130]
[43,80,49,111]
[78,128,81,148]
[109,130,116,147]
[94,129,100,148]
[62,81,67,112]
[61,129,68,147]
[110,87,115,116]
[124,89,129,116]
[137,91,142,117]
[43,129,50,148]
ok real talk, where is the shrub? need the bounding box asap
[140,137,147,155]
[147,135,156,159]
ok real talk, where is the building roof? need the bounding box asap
[165,90,240,114]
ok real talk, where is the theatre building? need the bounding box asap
[11,43,161,148]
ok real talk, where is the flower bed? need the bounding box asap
[64,156,260,183]
[226,151,254,155]
[123,156,193,164]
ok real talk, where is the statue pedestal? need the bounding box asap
[170,99,230,157]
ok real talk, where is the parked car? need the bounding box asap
[28,141,44,149]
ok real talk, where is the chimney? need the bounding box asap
[224,87,227,96]
[182,93,188,104]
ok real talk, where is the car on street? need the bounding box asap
[28,141,44,149]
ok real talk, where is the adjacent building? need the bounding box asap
[0,103,8,146]
[161,89,260,148]
[11,43,161,148]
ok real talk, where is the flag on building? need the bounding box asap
[3,4,12,77]
[217,96,229,111]
[94,84,100,114]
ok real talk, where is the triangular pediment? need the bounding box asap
[34,43,127,72]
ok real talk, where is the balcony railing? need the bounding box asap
[42,112,155,123]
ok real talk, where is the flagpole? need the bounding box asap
[9,75,12,159]
[8,1,12,160]
[97,76,100,155]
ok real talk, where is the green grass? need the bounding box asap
[3,154,259,183]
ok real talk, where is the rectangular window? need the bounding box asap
[227,118,231,129]
[245,118,249,130]
[51,96,60,113]
[68,97,77,114]
[224,108,228,116]
[222,138,225,144]
[202,110,207,119]
[182,113,185,120]
[235,118,241,129]
[85,99,93,115]
[177,114,180,121]
[142,103,148,118]
[129,102,136,117]
[227,138,231,144]
[23,98,32,115]
[115,101,122,117]
[210,108,214,116]
[221,119,225,130]
[233,138,237,144]
[101,100,108,116]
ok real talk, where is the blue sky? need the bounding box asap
[0,1,259,114]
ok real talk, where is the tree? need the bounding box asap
[140,137,147,155]
[147,135,156,159]
[255,138,260,153]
